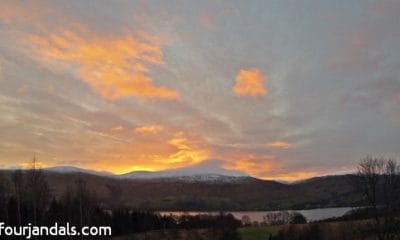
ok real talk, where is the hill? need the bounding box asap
[0,169,363,211]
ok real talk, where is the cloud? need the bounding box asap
[330,31,383,73]
[0,61,3,81]
[18,160,47,169]
[86,130,211,173]
[200,14,217,31]
[392,112,400,123]
[134,124,164,135]
[0,56,8,81]
[222,152,324,181]
[344,76,400,108]
[267,141,292,149]
[223,153,277,178]
[24,28,179,101]
[110,125,124,133]
[165,132,210,164]
[232,68,267,97]
[0,1,52,26]
[271,171,320,182]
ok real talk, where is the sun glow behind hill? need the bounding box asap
[20,159,347,182]
[42,160,249,182]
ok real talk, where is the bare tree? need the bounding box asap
[12,170,24,226]
[382,159,400,239]
[106,183,123,207]
[358,157,384,223]
[25,155,50,225]
[0,174,9,222]
[357,156,400,240]
[74,175,96,240]
[61,185,74,222]
[61,185,75,240]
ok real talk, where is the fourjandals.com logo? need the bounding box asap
[0,222,112,239]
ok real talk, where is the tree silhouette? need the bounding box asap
[25,155,50,225]
[357,156,400,240]
[0,175,9,222]
[11,169,23,226]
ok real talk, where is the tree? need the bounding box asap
[263,211,291,225]
[25,156,50,225]
[357,156,400,240]
[241,215,251,226]
[74,176,96,228]
[382,159,400,239]
[0,175,9,222]
[11,170,24,226]
[61,185,74,224]
[106,183,123,207]
[289,212,307,224]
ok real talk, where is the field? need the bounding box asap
[238,226,280,240]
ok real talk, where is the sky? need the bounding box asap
[0,0,399,181]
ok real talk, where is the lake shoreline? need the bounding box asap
[158,207,355,222]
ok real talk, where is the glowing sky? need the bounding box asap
[0,0,400,180]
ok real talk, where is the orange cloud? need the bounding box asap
[79,129,210,174]
[25,28,179,101]
[267,141,292,149]
[134,125,164,135]
[0,1,51,25]
[222,153,322,181]
[233,68,267,97]
[269,171,320,182]
[19,161,47,169]
[165,133,210,164]
[223,153,277,177]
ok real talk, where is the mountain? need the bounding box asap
[44,166,114,177]
[0,168,363,211]
[0,160,363,211]
[119,160,248,182]
[43,160,249,182]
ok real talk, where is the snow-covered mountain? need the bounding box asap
[43,160,250,182]
[119,172,249,182]
[119,160,249,181]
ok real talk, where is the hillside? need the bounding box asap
[0,170,363,211]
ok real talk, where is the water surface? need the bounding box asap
[159,207,353,222]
